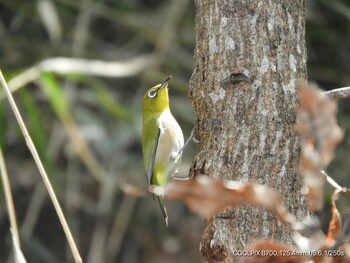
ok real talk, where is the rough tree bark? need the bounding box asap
[188,1,309,262]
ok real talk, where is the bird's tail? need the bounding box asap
[157,196,168,226]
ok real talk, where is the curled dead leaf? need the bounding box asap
[154,175,293,223]
[327,190,342,244]
[297,81,343,211]
[298,82,343,167]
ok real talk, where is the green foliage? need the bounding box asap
[40,73,71,119]
[19,88,55,178]
[90,79,135,122]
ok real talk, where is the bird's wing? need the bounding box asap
[142,118,160,186]
[146,128,160,185]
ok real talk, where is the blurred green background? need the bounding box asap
[0,0,349,262]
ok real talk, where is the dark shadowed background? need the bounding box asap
[0,0,349,262]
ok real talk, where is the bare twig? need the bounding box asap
[324,86,350,100]
[321,170,350,193]
[0,69,83,263]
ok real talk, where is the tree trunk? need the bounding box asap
[189,1,309,262]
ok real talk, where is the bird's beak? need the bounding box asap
[159,75,172,90]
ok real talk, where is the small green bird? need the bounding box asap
[142,76,184,226]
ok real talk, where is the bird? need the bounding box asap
[142,76,184,226]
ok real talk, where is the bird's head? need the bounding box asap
[142,76,172,115]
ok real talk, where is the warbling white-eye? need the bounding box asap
[142,76,184,226]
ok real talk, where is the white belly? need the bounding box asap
[156,110,184,177]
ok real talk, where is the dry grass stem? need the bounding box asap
[11,229,27,263]
[0,55,155,101]
[0,69,83,263]
[0,148,26,262]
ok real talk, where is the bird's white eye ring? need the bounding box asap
[148,90,157,98]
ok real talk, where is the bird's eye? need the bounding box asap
[148,90,157,99]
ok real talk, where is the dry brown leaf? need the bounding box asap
[297,81,343,211]
[121,176,294,223]
[298,82,343,167]
[327,190,342,244]
[152,175,293,223]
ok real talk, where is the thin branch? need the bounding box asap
[324,86,350,100]
[321,170,350,193]
[0,69,83,263]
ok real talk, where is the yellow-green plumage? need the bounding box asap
[142,77,184,226]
